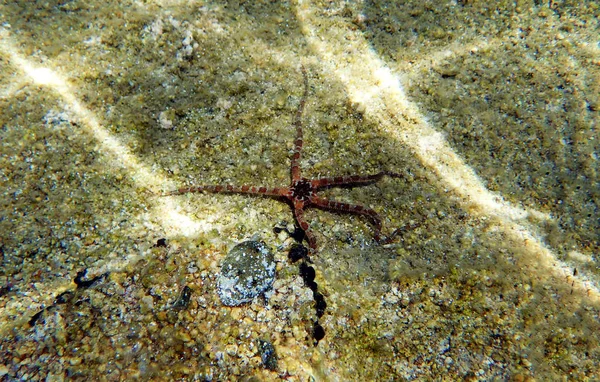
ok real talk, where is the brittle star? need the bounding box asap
[164,67,404,255]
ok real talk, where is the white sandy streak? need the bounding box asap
[0,27,213,239]
[295,0,598,300]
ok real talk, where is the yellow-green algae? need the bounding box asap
[0,0,599,380]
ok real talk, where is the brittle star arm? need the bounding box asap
[309,195,386,242]
[310,171,403,190]
[163,184,289,198]
[290,66,309,182]
[310,194,416,245]
[292,201,318,253]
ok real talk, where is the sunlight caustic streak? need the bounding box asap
[0,27,222,332]
[294,12,544,223]
[0,27,211,239]
[0,27,246,333]
[295,1,599,300]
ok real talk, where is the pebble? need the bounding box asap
[217,241,276,306]
[258,340,278,370]
[225,344,238,356]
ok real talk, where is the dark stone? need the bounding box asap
[154,238,167,247]
[55,291,73,304]
[258,340,278,371]
[0,283,13,297]
[74,269,108,289]
[273,225,305,243]
[170,285,192,310]
[28,309,45,326]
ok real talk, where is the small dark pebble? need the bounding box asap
[274,225,307,243]
[312,321,325,344]
[274,225,306,242]
[154,238,168,248]
[314,292,327,318]
[0,283,13,297]
[28,309,45,326]
[74,270,89,287]
[74,269,108,289]
[288,243,309,263]
[55,291,74,305]
[74,297,90,306]
[258,340,278,371]
[170,285,192,310]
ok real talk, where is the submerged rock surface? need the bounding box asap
[217,241,276,306]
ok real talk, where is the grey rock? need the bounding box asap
[258,339,278,371]
[217,241,276,306]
